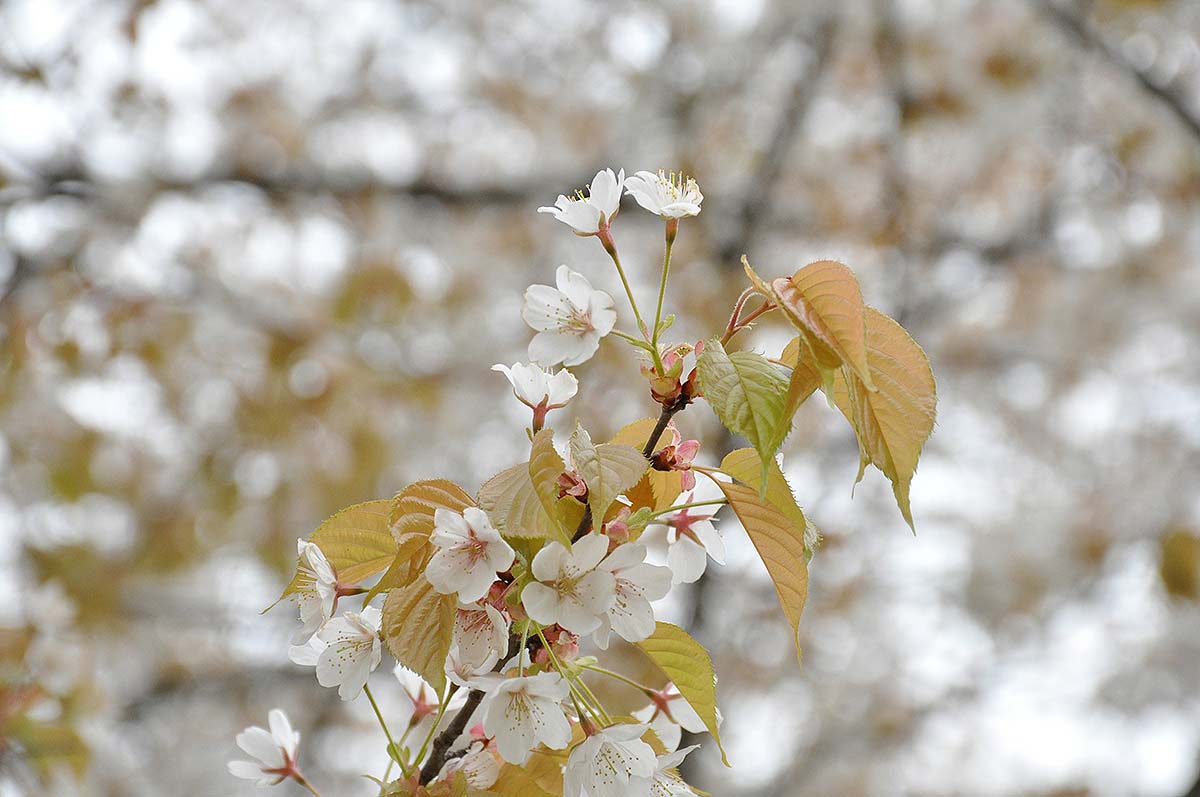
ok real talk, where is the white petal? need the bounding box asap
[588,292,617,337]
[601,542,647,572]
[588,168,622,220]
[522,283,575,331]
[558,199,602,233]
[669,693,706,734]
[608,592,656,643]
[289,637,325,666]
[529,330,597,368]
[424,547,476,596]
[667,538,708,584]
[692,521,726,565]
[545,368,579,405]
[520,582,562,626]
[236,726,283,768]
[530,542,568,582]
[555,265,595,310]
[268,709,298,758]
[431,508,471,545]
[227,760,267,781]
[571,533,610,571]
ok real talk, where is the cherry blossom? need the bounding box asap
[649,745,701,797]
[452,600,510,673]
[476,671,573,764]
[520,534,616,635]
[593,543,671,648]
[292,539,338,643]
[538,168,624,236]
[437,740,502,792]
[523,265,617,367]
[304,606,382,701]
[623,170,703,219]
[492,362,579,430]
[642,492,726,585]
[563,723,657,797]
[227,709,303,788]
[426,507,515,603]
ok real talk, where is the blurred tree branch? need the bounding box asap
[1036,0,1200,146]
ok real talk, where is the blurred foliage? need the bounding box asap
[1,0,1199,795]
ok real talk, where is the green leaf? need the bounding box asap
[278,500,393,602]
[479,461,571,545]
[695,339,791,482]
[635,621,729,766]
[529,429,585,539]
[830,307,937,530]
[381,577,456,694]
[569,425,647,527]
[711,467,809,664]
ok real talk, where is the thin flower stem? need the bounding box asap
[394,723,416,778]
[573,674,613,725]
[580,663,655,695]
[363,683,400,762]
[721,298,777,346]
[601,236,664,373]
[537,629,606,725]
[412,685,455,771]
[610,329,656,351]
[294,774,323,797]
[648,498,727,519]
[519,623,530,677]
[651,230,674,354]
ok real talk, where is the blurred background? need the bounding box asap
[2,0,1199,795]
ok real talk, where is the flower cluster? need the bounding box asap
[232,166,723,797]
[233,156,942,797]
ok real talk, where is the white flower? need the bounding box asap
[426,508,516,603]
[623,170,703,219]
[438,742,502,792]
[564,723,657,797]
[492,362,579,413]
[453,600,511,673]
[306,606,382,700]
[523,265,617,367]
[642,492,726,585]
[292,539,338,643]
[521,535,616,635]
[538,168,625,235]
[632,684,708,753]
[593,544,671,649]
[649,745,701,797]
[228,709,301,786]
[476,671,573,764]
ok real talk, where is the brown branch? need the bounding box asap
[417,688,484,783]
[570,396,690,543]
[1036,0,1200,146]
